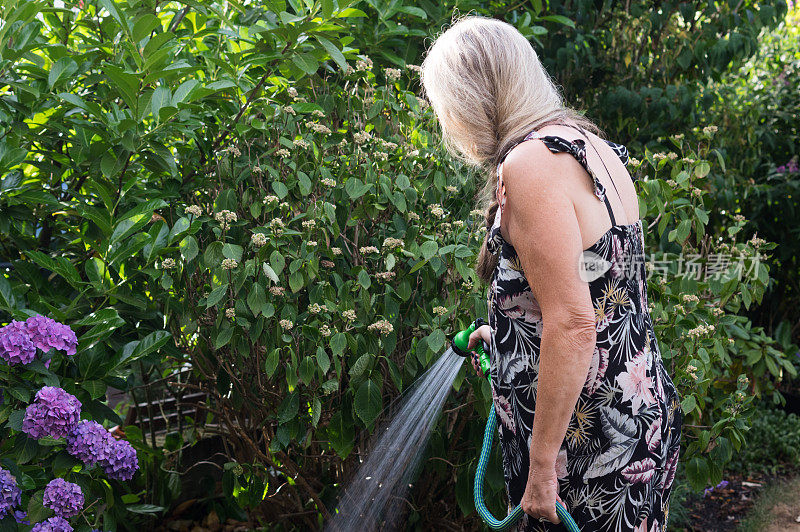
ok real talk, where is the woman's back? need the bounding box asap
[486,123,684,531]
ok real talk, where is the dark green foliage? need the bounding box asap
[728,408,800,474]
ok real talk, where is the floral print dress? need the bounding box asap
[486,126,683,532]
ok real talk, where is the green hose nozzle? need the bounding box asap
[451,318,491,380]
[452,320,581,531]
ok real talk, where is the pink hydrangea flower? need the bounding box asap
[0,321,37,365]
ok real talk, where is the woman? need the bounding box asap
[421,15,683,532]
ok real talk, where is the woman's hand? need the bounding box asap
[520,463,561,524]
[466,325,491,377]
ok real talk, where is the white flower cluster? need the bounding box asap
[682,294,699,303]
[283,105,296,116]
[331,247,343,256]
[686,363,698,380]
[321,259,335,268]
[406,64,422,73]
[309,303,328,314]
[430,204,445,218]
[161,258,176,269]
[367,320,394,335]
[384,68,401,81]
[320,324,332,337]
[469,209,484,217]
[287,87,298,98]
[653,153,667,161]
[279,319,294,330]
[355,56,373,72]
[307,122,332,135]
[703,125,718,135]
[293,138,310,149]
[270,286,285,296]
[342,309,357,321]
[629,157,641,167]
[732,214,746,222]
[302,219,316,230]
[686,323,715,339]
[359,246,379,255]
[276,148,291,158]
[221,258,238,270]
[354,131,372,144]
[321,178,336,187]
[307,241,317,247]
[312,109,325,118]
[215,210,237,223]
[432,306,447,316]
[382,237,404,249]
[251,233,267,247]
[185,205,202,217]
[378,139,398,150]
[749,236,765,247]
[453,220,464,228]
[375,271,395,282]
[375,152,389,161]
[263,195,279,205]
[444,185,458,193]
[225,308,236,319]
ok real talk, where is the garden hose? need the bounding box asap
[452,320,581,532]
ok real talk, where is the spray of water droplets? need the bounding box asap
[326,348,464,532]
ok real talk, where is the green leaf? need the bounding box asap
[126,504,165,515]
[81,380,107,399]
[289,271,304,292]
[300,356,315,384]
[427,329,446,353]
[215,326,234,348]
[354,379,382,426]
[247,284,266,316]
[206,283,229,308]
[48,57,78,89]
[132,14,161,42]
[330,332,346,356]
[265,349,280,377]
[349,353,371,379]
[420,240,438,260]
[277,392,299,424]
[314,36,347,71]
[312,397,322,427]
[263,262,280,283]
[179,235,199,261]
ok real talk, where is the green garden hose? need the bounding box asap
[452,320,581,532]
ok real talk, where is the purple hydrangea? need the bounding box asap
[31,516,73,532]
[43,478,84,518]
[14,509,29,524]
[22,387,81,440]
[66,420,115,465]
[103,439,139,481]
[24,315,78,357]
[0,320,37,365]
[0,467,22,518]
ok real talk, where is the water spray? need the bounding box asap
[452,319,580,532]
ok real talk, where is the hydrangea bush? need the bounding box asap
[0,317,139,530]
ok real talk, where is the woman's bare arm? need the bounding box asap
[500,142,597,521]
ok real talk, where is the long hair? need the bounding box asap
[420,15,604,283]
